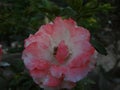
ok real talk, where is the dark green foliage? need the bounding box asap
[73,77,95,90]
[9,72,40,90]
[91,39,107,55]
[0,0,113,90]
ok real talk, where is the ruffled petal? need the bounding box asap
[55,40,69,64]
[64,66,90,82]
[50,65,66,78]
[43,75,62,87]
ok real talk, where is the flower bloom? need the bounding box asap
[0,45,2,61]
[22,17,96,90]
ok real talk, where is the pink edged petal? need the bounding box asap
[64,66,90,82]
[24,31,51,49]
[71,27,90,42]
[36,24,54,36]
[65,45,95,82]
[70,41,95,63]
[22,42,52,70]
[29,59,50,71]
[43,75,62,87]
[25,59,50,78]
[30,68,48,79]
[63,18,76,26]
[52,17,70,45]
[50,65,66,78]
[24,34,40,48]
[27,60,50,85]
[54,17,64,25]
[55,40,69,64]
[71,43,95,67]
[63,17,90,41]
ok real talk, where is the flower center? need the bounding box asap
[53,40,70,64]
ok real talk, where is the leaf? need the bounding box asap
[99,3,113,13]
[73,77,95,90]
[66,0,83,11]
[84,0,98,9]
[90,39,107,55]
[9,72,40,90]
[60,7,77,18]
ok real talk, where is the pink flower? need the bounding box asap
[0,45,2,61]
[22,17,96,90]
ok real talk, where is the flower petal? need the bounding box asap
[43,75,62,87]
[55,40,69,64]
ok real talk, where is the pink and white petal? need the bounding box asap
[30,68,48,79]
[70,41,95,63]
[63,18,76,27]
[65,45,95,82]
[63,18,90,42]
[25,33,51,48]
[71,27,90,42]
[29,59,50,70]
[51,17,71,45]
[22,42,52,69]
[68,43,95,68]
[43,75,62,87]
[36,24,54,36]
[55,40,69,64]
[50,65,66,78]
[64,66,90,82]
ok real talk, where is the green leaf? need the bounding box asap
[84,0,98,9]
[99,3,113,13]
[66,0,83,11]
[73,77,95,90]
[60,7,77,18]
[90,39,107,55]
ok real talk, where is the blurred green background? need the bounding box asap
[0,0,120,90]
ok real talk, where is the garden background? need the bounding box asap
[0,0,120,90]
